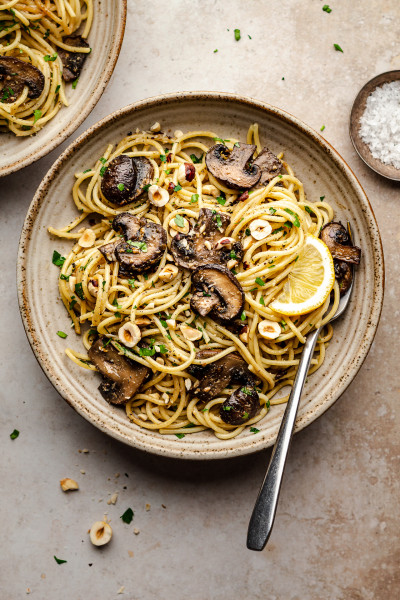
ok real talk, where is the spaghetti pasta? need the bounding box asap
[0,0,93,135]
[49,124,339,440]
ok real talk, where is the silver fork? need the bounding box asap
[246,259,354,551]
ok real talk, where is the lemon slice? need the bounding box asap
[269,234,335,316]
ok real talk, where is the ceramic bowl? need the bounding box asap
[0,0,126,178]
[350,70,400,180]
[17,92,384,460]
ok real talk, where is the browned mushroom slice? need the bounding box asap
[88,338,150,405]
[334,260,353,295]
[171,208,243,270]
[190,264,244,321]
[0,56,44,103]
[99,213,167,275]
[205,143,261,190]
[101,155,154,206]
[253,147,282,186]
[188,350,255,401]
[320,222,361,264]
[220,386,260,425]
[58,35,90,82]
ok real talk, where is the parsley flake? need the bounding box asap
[175,433,185,439]
[234,28,241,41]
[57,331,67,339]
[10,429,19,440]
[33,109,41,124]
[216,196,226,206]
[174,214,185,228]
[323,4,332,12]
[174,184,182,192]
[52,250,65,267]
[190,193,199,203]
[334,43,343,53]
[255,277,265,286]
[120,508,134,524]
[250,427,260,434]
[117,183,125,191]
[54,556,67,565]
[44,52,57,62]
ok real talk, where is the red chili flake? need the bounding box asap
[184,162,195,182]
[90,279,98,288]
[166,153,172,163]
[237,191,249,203]
[167,182,175,194]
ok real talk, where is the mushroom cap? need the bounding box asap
[99,213,167,274]
[0,56,44,102]
[190,264,244,322]
[220,387,260,425]
[205,143,261,190]
[253,147,282,187]
[171,208,243,270]
[58,34,90,82]
[88,339,150,405]
[320,222,361,264]
[188,350,255,401]
[101,156,154,206]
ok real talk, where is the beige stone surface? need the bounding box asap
[1,1,399,598]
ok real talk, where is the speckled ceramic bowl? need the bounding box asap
[17,92,384,460]
[0,0,126,178]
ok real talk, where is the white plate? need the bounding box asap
[0,0,126,177]
[17,92,384,459]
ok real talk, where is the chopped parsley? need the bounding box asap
[159,154,167,163]
[54,556,67,565]
[243,411,249,419]
[245,228,251,236]
[259,296,265,306]
[139,346,156,357]
[120,507,134,524]
[143,183,151,192]
[213,49,218,53]
[216,214,222,229]
[250,427,260,434]
[159,344,168,354]
[117,183,125,191]
[213,137,230,144]
[57,331,67,339]
[129,240,148,252]
[190,153,203,164]
[322,4,332,12]
[74,282,85,300]
[241,311,246,321]
[174,184,182,192]
[44,52,58,61]
[320,195,325,201]
[269,207,277,215]
[230,250,236,259]
[128,279,136,288]
[174,214,185,228]
[10,429,19,440]
[234,28,241,41]
[334,43,343,53]
[305,205,314,214]
[99,157,107,164]
[52,250,65,267]
[216,196,226,205]
[72,78,79,89]
[83,168,91,174]
[175,433,185,439]
[190,193,199,203]
[320,125,325,131]
[284,208,300,227]
[100,166,106,176]
[255,277,265,286]
[69,297,77,310]
[280,320,286,329]
[33,109,41,124]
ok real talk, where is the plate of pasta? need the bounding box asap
[0,0,126,176]
[18,92,383,459]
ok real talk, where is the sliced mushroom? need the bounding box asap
[171,208,243,270]
[58,35,90,82]
[188,350,256,400]
[220,387,260,425]
[253,147,282,186]
[190,264,244,321]
[205,143,261,190]
[88,338,150,405]
[100,155,154,206]
[320,222,361,264]
[99,213,167,275]
[321,222,361,296]
[0,56,44,103]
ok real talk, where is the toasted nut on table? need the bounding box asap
[89,521,112,546]
[258,320,281,339]
[118,322,141,348]
[249,219,272,240]
[148,185,169,207]
[180,324,202,341]
[158,264,179,282]
[60,478,79,492]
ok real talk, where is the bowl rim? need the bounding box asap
[349,69,400,181]
[17,91,385,460]
[0,0,127,178]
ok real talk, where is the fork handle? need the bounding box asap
[246,326,321,551]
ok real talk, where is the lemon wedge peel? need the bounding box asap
[269,234,335,316]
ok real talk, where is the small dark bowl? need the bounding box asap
[350,70,400,181]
